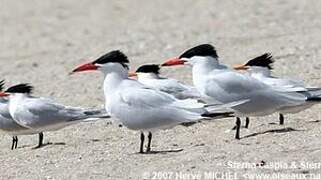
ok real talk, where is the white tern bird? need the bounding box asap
[161,44,320,139]
[0,84,110,148]
[71,50,242,153]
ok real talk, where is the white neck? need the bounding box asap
[248,66,272,77]
[137,73,160,80]
[191,56,220,71]
[8,93,28,116]
[9,93,28,100]
[100,63,128,96]
[191,56,225,91]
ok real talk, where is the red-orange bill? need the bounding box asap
[128,72,138,77]
[161,57,185,66]
[0,92,9,97]
[233,64,249,70]
[71,63,98,74]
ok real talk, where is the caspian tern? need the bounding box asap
[129,64,200,99]
[0,84,110,148]
[162,44,320,139]
[71,50,240,153]
[0,80,43,149]
[233,53,321,125]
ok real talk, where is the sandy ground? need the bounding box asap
[1,0,321,179]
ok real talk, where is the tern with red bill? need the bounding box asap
[233,53,321,125]
[129,64,201,99]
[0,81,44,150]
[162,44,320,139]
[0,84,110,148]
[71,50,244,153]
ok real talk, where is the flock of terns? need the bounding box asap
[1,44,320,153]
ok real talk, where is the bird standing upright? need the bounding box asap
[0,84,110,148]
[162,44,316,139]
[233,53,321,125]
[71,50,239,153]
[0,81,43,149]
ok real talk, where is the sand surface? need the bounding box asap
[1,0,321,179]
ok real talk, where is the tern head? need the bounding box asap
[233,53,274,71]
[71,50,129,74]
[0,83,34,97]
[128,64,161,78]
[161,44,218,67]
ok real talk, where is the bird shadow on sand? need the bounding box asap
[132,149,184,155]
[90,139,101,142]
[268,122,278,125]
[24,142,66,149]
[241,127,303,139]
[230,125,250,130]
[308,120,321,123]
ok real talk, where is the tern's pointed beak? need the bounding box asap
[128,72,138,77]
[233,64,249,70]
[161,57,185,66]
[0,92,9,97]
[71,63,98,74]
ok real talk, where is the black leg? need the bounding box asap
[245,117,250,129]
[11,136,15,150]
[15,136,18,149]
[146,132,152,153]
[235,117,241,140]
[36,132,44,148]
[139,132,145,153]
[11,136,17,150]
[279,114,284,125]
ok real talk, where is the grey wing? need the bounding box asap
[117,87,206,127]
[205,72,306,110]
[204,71,267,101]
[160,79,190,92]
[155,79,201,99]
[15,98,87,130]
[174,86,201,99]
[119,87,175,108]
[265,77,307,92]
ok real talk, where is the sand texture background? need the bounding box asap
[1,0,321,179]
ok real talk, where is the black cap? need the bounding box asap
[93,50,129,68]
[179,44,218,59]
[136,64,160,74]
[6,84,33,94]
[245,53,274,69]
